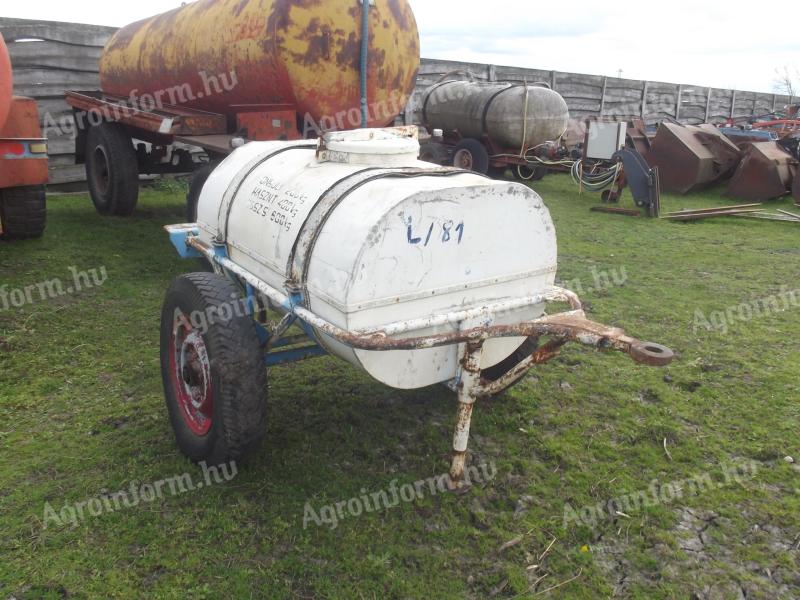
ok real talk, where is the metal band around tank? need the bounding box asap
[284,166,386,280]
[288,166,475,306]
[215,142,317,244]
[421,80,456,127]
[480,83,521,139]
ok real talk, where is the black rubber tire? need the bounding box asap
[85,122,139,216]
[601,189,620,204]
[516,165,548,181]
[418,142,450,166]
[481,337,540,389]
[452,138,490,174]
[187,164,218,271]
[488,165,509,178]
[160,272,268,465]
[0,185,46,240]
[186,163,216,222]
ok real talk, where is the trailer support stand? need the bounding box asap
[449,340,484,490]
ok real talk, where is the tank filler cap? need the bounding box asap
[317,127,420,166]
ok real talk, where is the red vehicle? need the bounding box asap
[0,32,47,239]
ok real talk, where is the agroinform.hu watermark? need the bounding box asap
[0,266,107,311]
[42,461,237,529]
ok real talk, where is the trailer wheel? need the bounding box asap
[419,142,450,166]
[186,163,216,222]
[452,138,490,174]
[481,337,540,391]
[488,166,509,178]
[0,185,46,240]
[160,272,268,465]
[516,165,548,181]
[86,122,139,216]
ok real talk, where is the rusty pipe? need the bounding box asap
[181,231,673,367]
[448,340,483,488]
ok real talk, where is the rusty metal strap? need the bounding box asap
[215,142,317,244]
[480,83,522,139]
[286,166,474,304]
[283,165,388,280]
[421,80,454,126]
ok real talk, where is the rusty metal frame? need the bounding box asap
[65,91,228,137]
[167,224,674,486]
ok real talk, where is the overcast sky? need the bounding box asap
[2,0,797,93]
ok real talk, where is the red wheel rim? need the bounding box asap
[169,308,213,436]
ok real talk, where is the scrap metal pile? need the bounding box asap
[647,117,800,204]
[647,121,800,202]
[566,106,800,218]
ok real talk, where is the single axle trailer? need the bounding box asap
[160,129,674,487]
[165,226,673,486]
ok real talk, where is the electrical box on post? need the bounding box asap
[585,121,627,160]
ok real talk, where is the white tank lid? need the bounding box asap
[317,126,421,166]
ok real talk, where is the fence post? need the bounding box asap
[705,88,712,123]
[599,76,608,116]
[730,90,737,119]
[488,64,496,82]
[550,70,557,91]
[641,81,648,119]
[675,84,683,121]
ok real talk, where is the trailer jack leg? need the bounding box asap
[449,340,484,490]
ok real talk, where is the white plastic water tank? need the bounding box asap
[196,128,558,389]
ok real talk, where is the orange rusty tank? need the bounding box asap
[99,0,420,129]
[0,33,12,129]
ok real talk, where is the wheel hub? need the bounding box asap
[170,309,213,436]
[91,146,111,195]
[454,149,473,170]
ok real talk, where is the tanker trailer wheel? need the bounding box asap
[85,122,139,216]
[187,164,218,272]
[186,163,217,222]
[419,142,450,166]
[481,337,540,391]
[488,165,509,178]
[452,138,490,174]
[516,164,548,182]
[160,272,268,465]
[0,185,46,240]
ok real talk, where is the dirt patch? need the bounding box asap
[594,505,800,598]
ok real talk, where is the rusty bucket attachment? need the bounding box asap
[646,123,741,194]
[626,118,652,157]
[727,142,798,202]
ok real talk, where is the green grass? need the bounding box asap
[1,175,798,599]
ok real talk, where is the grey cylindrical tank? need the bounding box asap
[422,81,569,150]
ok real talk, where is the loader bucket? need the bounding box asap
[727,142,797,202]
[646,123,741,194]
